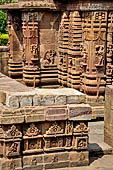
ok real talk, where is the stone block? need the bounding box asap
[0,158,22,170]
[66,95,79,104]
[0,116,24,124]
[25,114,45,123]
[69,151,89,167]
[44,152,69,163]
[23,155,43,167]
[55,95,66,105]
[20,96,33,107]
[24,106,45,123]
[33,95,41,106]
[92,106,104,119]
[33,95,55,106]
[68,104,92,120]
[0,91,6,105]
[45,106,68,121]
[45,161,69,169]
[6,96,19,108]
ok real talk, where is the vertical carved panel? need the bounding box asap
[58,12,69,87]
[23,123,43,154]
[22,12,40,87]
[7,12,23,79]
[106,12,113,85]
[81,11,107,97]
[67,11,82,90]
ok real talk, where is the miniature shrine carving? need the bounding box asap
[46,122,63,135]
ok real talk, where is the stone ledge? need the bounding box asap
[0,104,92,124]
[89,142,113,156]
[4,89,86,108]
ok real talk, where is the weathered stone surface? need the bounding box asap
[68,104,92,120]
[6,96,19,108]
[55,95,67,105]
[0,158,22,170]
[45,106,68,121]
[105,85,113,149]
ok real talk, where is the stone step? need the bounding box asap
[89,142,113,156]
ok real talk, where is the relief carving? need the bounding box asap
[95,45,105,66]
[65,137,71,147]
[24,123,40,137]
[77,138,87,150]
[30,44,39,58]
[31,158,37,165]
[58,138,63,147]
[42,50,57,66]
[10,161,16,170]
[45,138,51,149]
[46,122,63,135]
[65,121,73,134]
[28,140,37,150]
[5,125,22,138]
[74,123,88,133]
[7,142,19,156]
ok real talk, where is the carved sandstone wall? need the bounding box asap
[0,73,91,170]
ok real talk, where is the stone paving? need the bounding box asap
[53,121,113,170]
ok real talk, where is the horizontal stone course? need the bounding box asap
[0,103,91,124]
[4,88,86,108]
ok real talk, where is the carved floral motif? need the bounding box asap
[46,122,63,135]
[24,123,40,137]
[74,123,88,133]
[5,125,22,138]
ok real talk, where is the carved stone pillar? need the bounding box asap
[58,12,69,87]
[67,11,82,90]
[8,12,23,79]
[22,12,40,87]
[106,12,113,85]
[81,11,107,98]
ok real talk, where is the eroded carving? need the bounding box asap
[42,50,57,66]
[24,123,40,137]
[46,122,63,135]
[5,125,22,138]
[74,123,88,133]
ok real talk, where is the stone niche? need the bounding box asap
[104,85,113,148]
[0,73,91,170]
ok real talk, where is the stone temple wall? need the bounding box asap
[104,85,113,148]
[0,73,91,170]
[2,0,113,118]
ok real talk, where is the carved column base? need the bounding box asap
[40,66,59,87]
[83,73,105,96]
[58,67,62,85]
[8,60,23,79]
[23,65,40,87]
[70,72,80,90]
